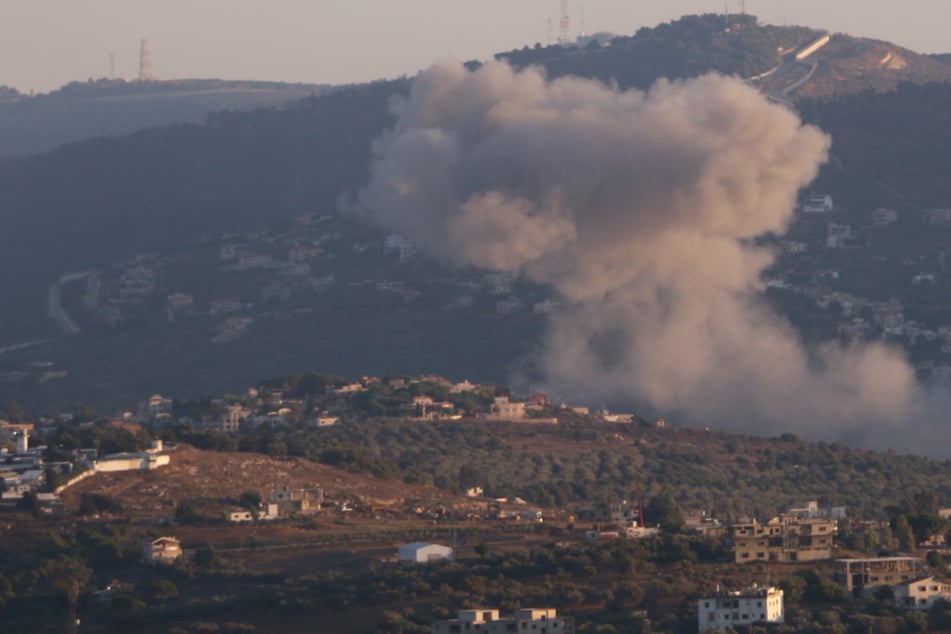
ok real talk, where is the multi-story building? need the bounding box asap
[892,576,951,610]
[431,608,572,634]
[698,586,784,633]
[143,536,182,565]
[834,557,925,598]
[733,516,837,563]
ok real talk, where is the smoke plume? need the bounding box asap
[358,60,927,448]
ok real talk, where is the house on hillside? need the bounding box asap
[802,194,833,213]
[924,208,951,226]
[871,208,898,226]
[834,557,925,598]
[732,516,837,563]
[698,586,784,632]
[892,576,951,610]
[144,536,182,565]
[431,608,571,634]
[398,542,453,563]
[268,486,323,516]
[487,396,525,421]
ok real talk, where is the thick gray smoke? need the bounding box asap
[358,60,928,448]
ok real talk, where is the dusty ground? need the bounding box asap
[59,444,470,519]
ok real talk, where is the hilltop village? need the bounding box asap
[4,373,951,632]
[12,187,951,417]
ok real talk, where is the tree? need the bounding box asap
[894,515,916,551]
[29,556,92,634]
[781,574,806,604]
[644,491,684,532]
[862,525,880,554]
[15,490,36,511]
[240,490,262,519]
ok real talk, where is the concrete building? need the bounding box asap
[398,542,453,563]
[488,396,525,421]
[733,517,837,563]
[144,536,182,565]
[431,608,572,634]
[834,557,925,598]
[268,486,323,516]
[698,586,784,633]
[786,500,847,521]
[94,451,170,472]
[892,576,951,610]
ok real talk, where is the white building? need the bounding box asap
[432,608,571,634]
[871,208,898,226]
[94,451,170,472]
[893,576,951,610]
[398,542,453,563]
[698,586,784,633]
[802,194,834,213]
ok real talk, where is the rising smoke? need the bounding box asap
[357,60,931,450]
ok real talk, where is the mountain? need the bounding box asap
[3,14,951,415]
[793,36,951,98]
[0,77,331,158]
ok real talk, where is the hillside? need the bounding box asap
[6,412,951,633]
[3,14,951,416]
[59,444,468,521]
[0,78,330,158]
[796,36,951,98]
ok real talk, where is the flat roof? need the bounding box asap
[835,557,921,563]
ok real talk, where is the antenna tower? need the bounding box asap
[579,5,585,38]
[547,17,552,46]
[740,0,747,14]
[139,38,154,81]
[558,0,570,44]
[110,53,115,79]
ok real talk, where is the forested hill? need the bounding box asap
[498,13,818,89]
[0,80,401,338]
[800,82,951,207]
[2,13,951,346]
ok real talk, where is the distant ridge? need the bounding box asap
[0,77,332,158]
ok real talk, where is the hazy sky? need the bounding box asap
[3,0,949,94]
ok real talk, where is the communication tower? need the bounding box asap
[110,53,115,79]
[139,38,154,81]
[558,0,570,45]
[547,17,552,46]
[579,5,585,38]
